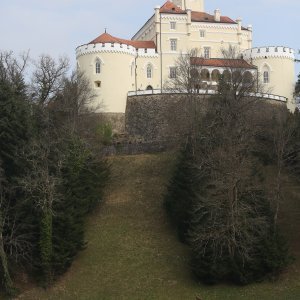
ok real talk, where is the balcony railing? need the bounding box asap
[127,89,287,102]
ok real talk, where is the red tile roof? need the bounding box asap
[159,1,237,24]
[191,11,236,24]
[191,58,257,69]
[89,33,156,49]
[160,1,185,14]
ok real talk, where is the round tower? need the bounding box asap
[76,43,135,112]
[76,33,157,113]
[243,46,296,111]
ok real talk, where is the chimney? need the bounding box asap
[214,9,221,22]
[155,5,160,34]
[236,17,242,32]
[187,9,191,36]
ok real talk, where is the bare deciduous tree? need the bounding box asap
[31,55,69,105]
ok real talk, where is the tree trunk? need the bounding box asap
[39,210,53,286]
[0,213,14,295]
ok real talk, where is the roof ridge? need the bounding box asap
[88,32,156,49]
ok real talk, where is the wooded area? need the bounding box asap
[165,48,300,284]
[0,51,109,296]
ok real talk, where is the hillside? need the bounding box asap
[16,153,300,300]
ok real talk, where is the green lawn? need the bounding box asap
[15,153,300,300]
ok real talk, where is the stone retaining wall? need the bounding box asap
[125,94,286,141]
[125,94,211,140]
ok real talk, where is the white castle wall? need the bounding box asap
[76,43,159,112]
[243,46,295,111]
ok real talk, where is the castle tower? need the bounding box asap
[172,0,205,11]
[243,46,296,111]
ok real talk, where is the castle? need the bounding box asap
[76,0,296,113]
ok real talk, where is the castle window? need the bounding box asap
[170,39,177,51]
[170,22,176,30]
[257,48,260,53]
[95,60,101,74]
[266,47,269,52]
[275,47,278,52]
[204,47,210,59]
[200,30,205,38]
[263,71,269,84]
[169,67,177,79]
[147,64,152,79]
[94,81,101,88]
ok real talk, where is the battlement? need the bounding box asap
[242,46,295,60]
[76,43,157,58]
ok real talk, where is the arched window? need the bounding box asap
[95,59,101,74]
[211,69,221,82]
[201,69,210,81]
[263,71,269,84]
[243,71,253,86]
[223,70,231,82]
[262,64,270,84]
[146,64,152,79]
[232,71,242,83]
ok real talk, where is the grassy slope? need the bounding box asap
[16,153,300,300]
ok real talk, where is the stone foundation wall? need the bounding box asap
[125,94,287,141]
[125,94,211,141]
[97,112,125,133]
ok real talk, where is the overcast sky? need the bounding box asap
[0,0,299,74]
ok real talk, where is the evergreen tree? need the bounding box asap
[52,138,109,275]
[165,95,290,285]
[0,58,32,295]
